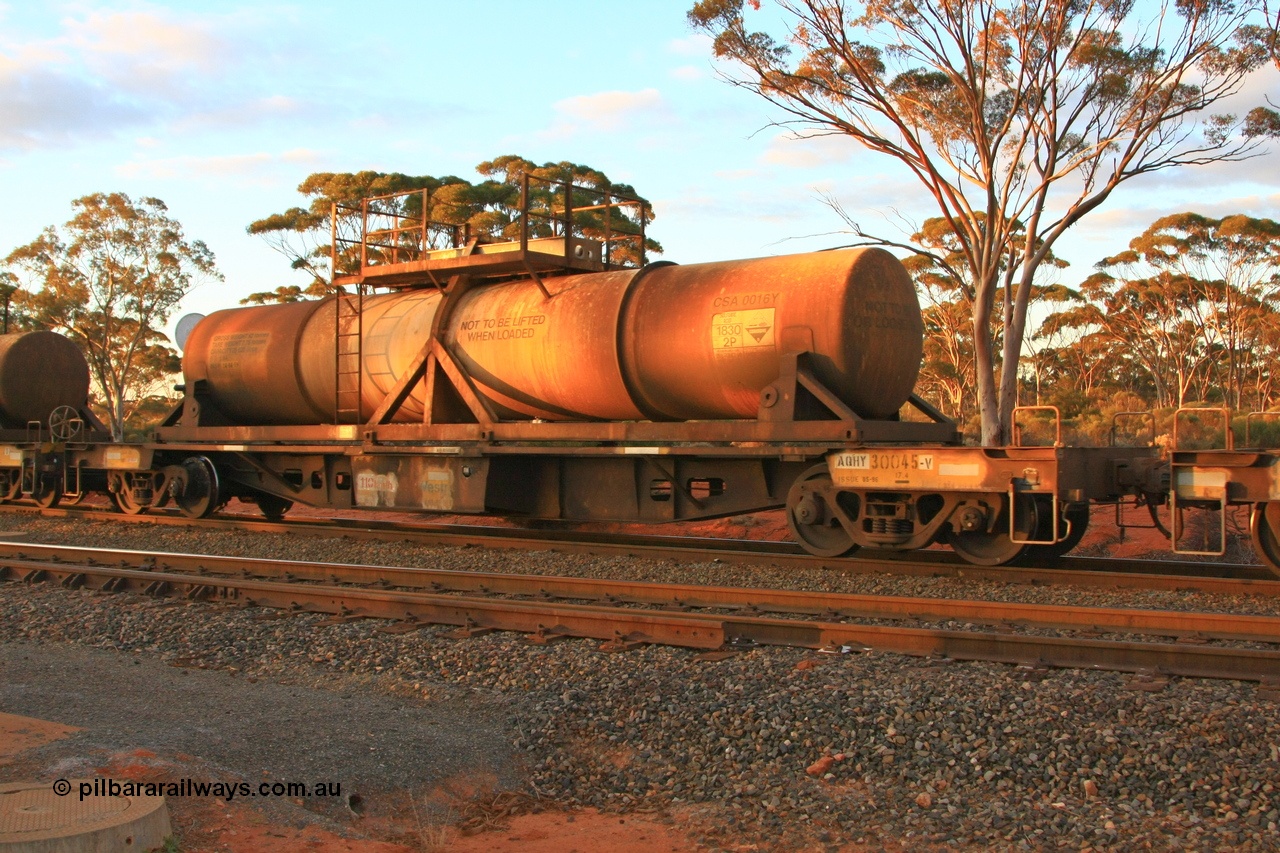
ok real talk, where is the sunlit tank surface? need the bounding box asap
[181,248,923,424]
[623,249,921,420]
[0,331,90,428]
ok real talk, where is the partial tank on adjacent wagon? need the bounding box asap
[0,331,92,431]
[0,330,110,505]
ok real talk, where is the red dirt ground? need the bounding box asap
[0,712,699,853]
[0,712,80,759]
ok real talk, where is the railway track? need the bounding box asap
[4,541,1280,683]
[3,503,1278,597]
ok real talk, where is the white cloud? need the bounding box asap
[760,132,858,169]
[64,10,228,85]
[280,148,317,163]
[174,95,305,132]
[0,56,146,150]
[116,149,323,182]
[539,88,676,140]
[554,88,670,132]
[669,65,703,82]
[1081,192,1280,235]
[660,181,828,222]
[666,34,713,57]
[0,7,306,151]
[1225,64,1279,116]
[350,113,394,131]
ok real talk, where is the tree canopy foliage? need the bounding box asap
[904,210,1280,442]
[901,210,1280,448]
[4,193,220,440]
[690,0,1280,444]
[1034,213,1280,414]
[245,156,660,303]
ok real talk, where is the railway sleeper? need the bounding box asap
[143,579,170,596]
[100,576,128,593]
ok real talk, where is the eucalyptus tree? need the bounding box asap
[902,215,1065,423]
[247,170,461,298]
[1053,270,1219,408]
[690,0,1280,443]
[5,193,220,439]
[247,156,659,301]
[1102,213,1280,408]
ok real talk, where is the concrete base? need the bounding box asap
[0,780,171,852]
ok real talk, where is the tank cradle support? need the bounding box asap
[758,351,956,436]
[365,286,500,428]
[417,273,497,427]
[758,352,861,422]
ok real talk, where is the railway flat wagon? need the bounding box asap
[1161,407,1280,577]
[0,177,1170,567]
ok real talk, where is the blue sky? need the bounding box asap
[3,0,1279,337]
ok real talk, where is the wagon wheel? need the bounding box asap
[32,474,61,509]
[47,406,83,442]
[253,493,293,522]
[174,457,223,519]
[0,473,20,504]
[109,471,148,515]
[1027,499,1090,559]
[945,494,1038,566]
[1250,503,1280,579]
[785,463,858,558]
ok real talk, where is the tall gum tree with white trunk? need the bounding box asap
[689,0,1280,444]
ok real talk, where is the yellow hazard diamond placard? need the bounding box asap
[711,308,775,350]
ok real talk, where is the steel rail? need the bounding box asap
[1,542,1278,643]
[6,560,1280,681]
[3,504,1277,596]
[3,548,1280,681]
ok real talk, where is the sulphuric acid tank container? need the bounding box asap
[180,247,923,424]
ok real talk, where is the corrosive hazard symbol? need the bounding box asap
[712,308,775,350]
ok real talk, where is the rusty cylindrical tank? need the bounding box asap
[0,331,90,428]
[180,290,445,425]
[181,248,922,424]
[443,269,645,420]
[622,249,920,420]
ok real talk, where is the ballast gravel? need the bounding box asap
[2,513,1279,851]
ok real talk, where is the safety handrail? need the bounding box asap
[1171,407,1232,451]
[1244,411,1280,448]
[1110,411,1155,447]
[329,173,652,284]
[1011,405,1062,448]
